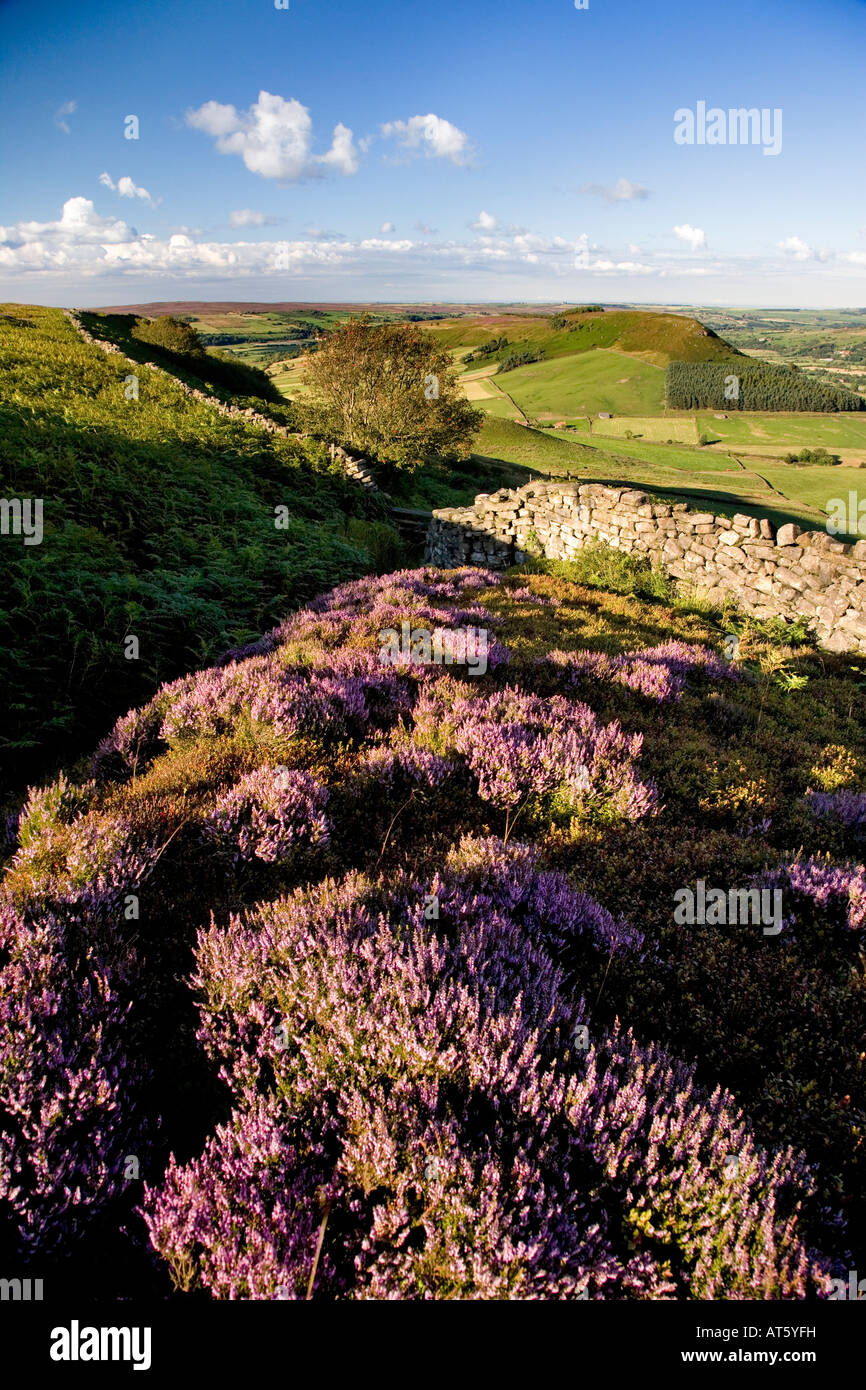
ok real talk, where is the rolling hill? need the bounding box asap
[0,304,391,790]
[424,305,743,369]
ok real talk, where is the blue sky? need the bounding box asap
[1,0,865,306]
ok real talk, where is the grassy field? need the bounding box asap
[546,428,742,472]
[269,358,315,396]
[697,411,866,454]
[497,350,665,419]
[586,414,699,443]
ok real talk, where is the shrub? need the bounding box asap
[142,840,828,1300]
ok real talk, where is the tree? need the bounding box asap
[131,315,205,356]
[301,317,483,469]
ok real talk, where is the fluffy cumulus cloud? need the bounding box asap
[380,221,395,234]
[380,113,470,165]
[778,235,813,261]
[580,178,650,203]
[186,91,361,181]
[673,223,706,250]
[99,173,158,207]
[777,235,833,263]
[0,197,135,271]
[473,211,497,232]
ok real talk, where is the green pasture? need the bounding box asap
[494,350,665,419]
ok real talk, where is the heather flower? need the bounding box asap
[546,640,743,704]
[143,843,825,1300]
[804,789,866,830]
[357,745,455,790]
[757,858,866,933]
[159,657,272,743]
[414,684,659,824]
[249,656,414,742]
[12,805,157,910]
[0,899,145,1255]
[508,585,558,607]
[143,1094,335,1299]
[433,834,644,958]
[215,634,278,668]
[204,766,330,865]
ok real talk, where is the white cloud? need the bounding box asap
[54,100,77,135]
[777,235,812,260]
[317,122,360,176]
[380,221,396,234]
[359,238,414,251]
[777,235,833,263]
[5,197,864,298]
[580,178,650,203]
[229,209,271,227]
[0,197,135,271]
[590,259,657,275]
[380,113,470,165]
[414,221,437,234]
[673,223,706,250]
[473,210,497,232]
[186,91,360,181]
[99,172,158,206]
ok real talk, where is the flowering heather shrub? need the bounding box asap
[143,842,826,1299]
[378,626,510,679]
[14,773,92,851]
[278,569,503,661]
[1,788,159,1255]
[432,834,645,958]
[144,1094,337,1298]
[12,561,864,1292]
[546,640,742,704]
[214,634,278,668]
[454,568,503,592]
[159,657,272,743]
[248,654,414,742]
[303,568,500,619]
[12,808,157,915]
[357,745,455,790]
[0,899,144,1255]
[158,650,414,749]
[204,766,330,865]
[413,683,659,823]
[804,789,866,830]
[758,858,866,933]
[92,699,168,781]
[93,570,508,781]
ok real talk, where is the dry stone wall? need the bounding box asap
[425,480,866,655]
